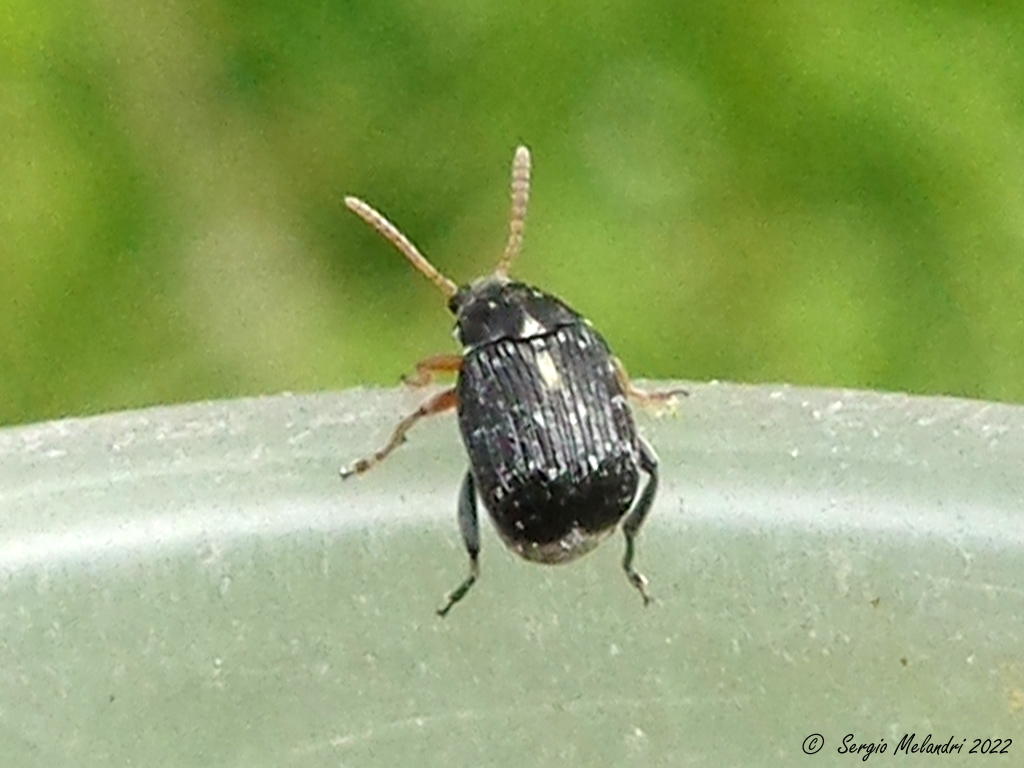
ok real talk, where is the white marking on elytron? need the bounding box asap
[536,349,562,390]
[520,314,545,337]
[532,410,546,428]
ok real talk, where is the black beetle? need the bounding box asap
[341,146,684,616]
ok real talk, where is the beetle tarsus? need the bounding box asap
[400,371,429,387]
[339,459,370,479]
[437,555,479,618]
[626,566,653,606]
[437,472,481,617]
[613,357,689,407]
[629,384,690,406]
[622,534,654,606]
[339,387,458,479]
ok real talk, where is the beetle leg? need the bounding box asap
[401,353,463,388]
[621,436,659,605]
[613,357,689,406]
[339,387,458,478]
[437,471,480,617]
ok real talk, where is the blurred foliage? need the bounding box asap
[3,0,1024,426]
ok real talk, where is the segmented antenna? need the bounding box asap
[345,196,459,299]
[495,145,531,278]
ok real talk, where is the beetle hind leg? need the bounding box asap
[340,387,458,478]
[437,472,481,617]
[621,437,660,606]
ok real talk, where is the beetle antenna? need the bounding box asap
[495,145,531,278]
[345,196,459,299]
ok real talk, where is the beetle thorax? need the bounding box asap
[449,279,581,349]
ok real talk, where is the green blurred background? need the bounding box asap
[4,0,1024,427]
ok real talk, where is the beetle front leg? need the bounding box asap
[613,357,689,405]
[401,353,463,387]
[621,437,659,605]
[437,471,480,617]
[340,387,458,478]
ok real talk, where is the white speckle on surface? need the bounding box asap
[520,315,545,337]
[536,350,562,390]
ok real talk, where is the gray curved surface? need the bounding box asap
[1,383,1022,765]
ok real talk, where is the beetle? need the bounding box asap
[341,146,684,616]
